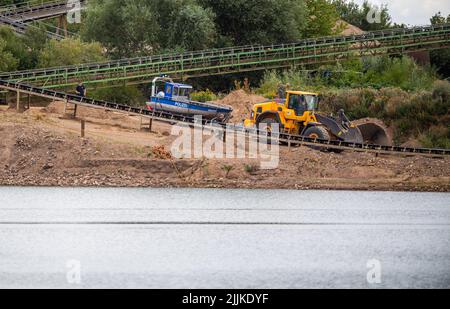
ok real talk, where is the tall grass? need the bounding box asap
[257,55,437,94]
[320,81,450,147]
[256,57,449,148]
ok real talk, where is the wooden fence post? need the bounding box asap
[81,119,85,138]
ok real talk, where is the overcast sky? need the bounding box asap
[353,0,450,25]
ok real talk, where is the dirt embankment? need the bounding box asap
[0,104,449,191]
[214,90,267,123]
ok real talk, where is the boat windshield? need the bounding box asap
[178,87,192,98]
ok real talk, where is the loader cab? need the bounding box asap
[286,91,319,116]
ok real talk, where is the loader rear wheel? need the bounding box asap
[259,118,279,133]
[258,118,284,144]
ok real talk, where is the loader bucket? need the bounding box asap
[315,114,364,144]
[353,118,393,146]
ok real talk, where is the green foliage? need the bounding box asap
[420,125,450,149]
[256,69,311,98]
[82,0,219,58]
[244,164,259,175]
[0,37,18,71]
[194,0,309,45]
[37,38,105,67]
[430,12,450,78]
[0,24,50,70]
[257,56,437,94]
[362,56,436,91]
[21,25,48,68]
[332,0,392,31]
[167,4,217,50]
[82,0,160,59]
[304,0,341,38]
[90,85,145,107]
[0,26,27,70]
[191,90,217,102]
[221,165,234,178]
[257,63,449,148]
[318,81,450,147]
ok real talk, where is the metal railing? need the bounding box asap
[1,0,86,22]
[1,23,449,88]
[1,78,449,157]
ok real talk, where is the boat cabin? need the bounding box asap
[158,82,193,101]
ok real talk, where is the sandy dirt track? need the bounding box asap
[0,104,449,191]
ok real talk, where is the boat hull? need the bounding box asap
[146,97,232,121]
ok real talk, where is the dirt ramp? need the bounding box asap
[214,90,267,123]
[353,118,393,146]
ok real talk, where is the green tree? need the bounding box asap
[167,3,217,50]
[304,0,341,38]
[198,0,308,45]
[21,25,48,69]
[81,0,160,58]
[331,0,360,25]
[332,0,391,31]
[37,38,105,67]
[0,26,28,70]
[430,12,450,78]
[0,37,18,71]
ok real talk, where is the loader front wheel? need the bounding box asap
[303,126,332,152]
[303,126,330,140]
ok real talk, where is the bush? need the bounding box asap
[256,71,282,98]
[420,125,450,149]
[257,56,438,94]
[254,56,447,148]
[432,80,450,103]
[316,86,449,148]
[191,90,217,102]
[91,86,145,107]
[37,38,105,68]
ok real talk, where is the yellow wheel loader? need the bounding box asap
[244,90,365,144]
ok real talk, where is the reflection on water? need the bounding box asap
[0,188,449,288]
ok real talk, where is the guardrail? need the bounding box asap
[1,79,449,158]
[1,0,86,22]
[0,14,65,40]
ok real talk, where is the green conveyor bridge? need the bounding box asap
[1,23,449,89]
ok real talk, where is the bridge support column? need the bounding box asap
[27,94,31,110]
[16,90,20,112]
[57,15,68,37]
